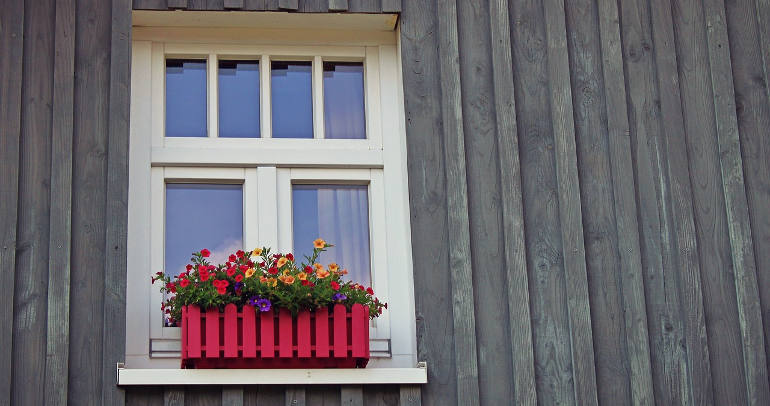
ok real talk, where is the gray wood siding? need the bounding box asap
[2,0,770,405]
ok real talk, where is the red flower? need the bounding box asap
[247,260,254,267]
[208,265,216,271]
[226,261,232,267]
[330,281,340,291]
[156,271,163,276]
[198,264,207,273]
[366,287,374,295]
[304,265,313,273]
[268,266,278,275]
[358,285,365,291]
[200,249,210,257]
[179,278,190,288]
[229,254,237,262]
[200,271,210,282]
[236,250,245,258]
[185,264,193,271]
[166,282,177,293]
[235,274,244,282]
[239,264,248,271]
[217,287,227,295]
[286,253,294,261]
[226,267,236,277]
[301,279,310,286]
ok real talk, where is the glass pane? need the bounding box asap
[166,59,207,137]
[165,184,243,278]
[271,61,313,138]
[218,60,260,138]
[292,185,371,286]
[323,62,365,139]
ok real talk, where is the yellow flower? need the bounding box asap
[277,257,288,268]
[328,263,339,273]
[268,277,277,287]
[316,269,330,279]
[313,238,326,249]
[251,248,263,257]
[282,269,291,276]
[245,268,256,278]
[297,272,307,281]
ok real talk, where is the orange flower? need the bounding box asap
[316,269,330,279]
[260,275,268,283]
[251,248,263,257]
[245,268,256,278]
[313,238,326,249]
[282,269,291,276]
[313,263,324,271]
[276,257,288,268]
[282,275,295,285]
[339,269,348,275]
[297,272,308,281]
[328,263,339,273]
[268,277,277,287]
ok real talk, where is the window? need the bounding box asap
[127,23,415,369]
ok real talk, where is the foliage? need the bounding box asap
[152,239,386,325]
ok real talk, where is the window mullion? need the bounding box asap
[208,53,218,138]
[260,54,272,139]
[313,55,325,139]
[257,166,279,250]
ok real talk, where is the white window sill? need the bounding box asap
[116,362,427,386]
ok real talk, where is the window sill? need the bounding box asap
[116,362,427,386]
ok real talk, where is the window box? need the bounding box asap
[181,303,370,369]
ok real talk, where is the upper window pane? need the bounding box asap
[292,185,371,286]
[166,59,207,138]
[271,61,313,139]
[165,184,243,278]
[218,60,260,138]
[323,62,366,139]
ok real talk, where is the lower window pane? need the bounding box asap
[165,184,243,278]
[292,185,371,286]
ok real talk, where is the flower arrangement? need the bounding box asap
[152,239,386,325]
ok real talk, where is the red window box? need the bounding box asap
[181,303,370,368]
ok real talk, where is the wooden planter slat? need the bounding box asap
[181,303,369,368]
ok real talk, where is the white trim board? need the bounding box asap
[117,364,428,386]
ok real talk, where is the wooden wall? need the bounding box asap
[2,0,770,405]
[399,0,770,404]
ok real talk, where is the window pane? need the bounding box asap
[165,184,243,278]
[323,62,365,139]
[219,60,260,138]
[292,185,371,286]
[166,59,207,137]
[271,61,313,138]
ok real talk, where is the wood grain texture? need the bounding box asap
[488,0,537,404]
[702,0,770,403]
[164,387,185,406]
[306,385,340,405]
[328,0,348,11]
[542,0,599,403]
[0,0,24,404]
[133,0,168,9]
[380,0,400,13]
[278,0,298,10]
[348,0,380,13]
[340,386,363,406]
[436,0,480,404]
[595,0,655,403]
[185,387,221,406]
[223,0,243,8]
[399,386,421,406]
[167,0,189,8]
[12,1,54,405]
[725,0,770,383]
[222,387,244,405]
[44,0,76,404]
[286,387,306,406]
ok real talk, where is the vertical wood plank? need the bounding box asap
[223,0,243,8]
[333,304,347,358]
[279,308,293,358]
[285,387,306,406]
[724,0,770,381]
[189,305,202,358]
[181,306,188,359]
[328,0,348,11]
[164,388,185,406]
[487,1,537,404]
[436,0,480,404]
[315,307,329,358]
[206,307,220,358]
[757,0,770,106]
[278,0,298,10]
[167,0,188,8]
[399,386,422,406]
[341,386,363,406]
[222,387,244,406]
[380,0,400,13]
[0,1,24,405]
[103,0,132,405]
[224,304,238,358]
[702,0,770,403]
[596,0,655,403]
[542,0,599,403]
[243,305,257,357]
[348,0,380,12]
[261,309,275,358]
[351,304,366,358]
[297,310,311,358]
[13,1,54,405]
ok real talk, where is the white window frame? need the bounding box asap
[126,26,416,369]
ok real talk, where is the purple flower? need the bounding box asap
[234,282,244,290]
[256,298,271,312]
[332,293,347,301]
[248,296,259,307]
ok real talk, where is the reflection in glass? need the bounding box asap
[165,184,243,278]
[219,60,260,138]
[271,61,313,138]
[166,59,207,137]
[292,185,371,286]
[323,62,366,139]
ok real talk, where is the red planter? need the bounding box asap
[180,303,370,369]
